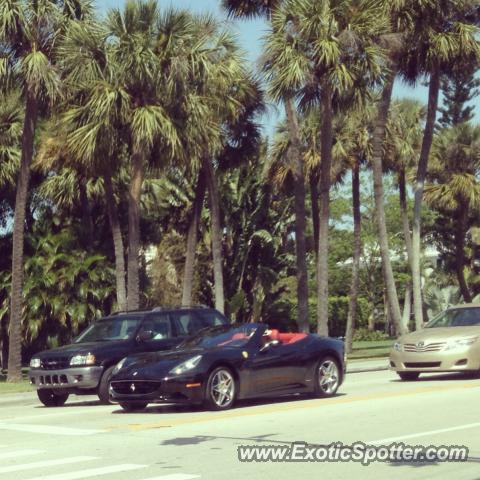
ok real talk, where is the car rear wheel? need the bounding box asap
[397,372,420,381]
[119,402,148,412]
[314,357,341,397]
[204,367,236,411]
[37,389,69,407]
[98,365,116,404]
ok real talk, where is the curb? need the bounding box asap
[347,366,389,374]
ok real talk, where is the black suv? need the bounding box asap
[29,306,228,406]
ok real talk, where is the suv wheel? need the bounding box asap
[98,365,116,404]
[37,389,69,407]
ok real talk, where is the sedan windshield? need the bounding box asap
[75,317,143,343]
[179,324,258,350]
[426,308,480,328]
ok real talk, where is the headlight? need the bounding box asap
[445,337,478,350]
[169,355,202,375]
[30,358,41,368]
[112,357,127,375]
[70,353,96,366]
[393,342,402,352]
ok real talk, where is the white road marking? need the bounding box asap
[26,464,146,480]
[368,421,480,445]
[0,456,98,474]
[0,423,105,436]
[0,407,115,422]
[138,475,200,480]
[0,450,43,460]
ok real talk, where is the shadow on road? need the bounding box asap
[390,372,480,383]
[110,392,346,415]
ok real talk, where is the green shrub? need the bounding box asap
[353,328,390,342]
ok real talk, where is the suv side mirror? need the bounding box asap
[259,339,280,353]
[136,330,154,342]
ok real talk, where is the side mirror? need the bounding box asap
[259,339,280,353]
[136,330,154,342]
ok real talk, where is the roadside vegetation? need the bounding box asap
[0,0,479,381]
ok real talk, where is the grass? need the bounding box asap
[349,339,393,360]
[0,369,32,395]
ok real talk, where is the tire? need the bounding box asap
[119,402,148,412]
[37,389,69,407]
[314,356,341,398]
[397,371,420,381]
[97,365,116,404]
[203,366,236,411]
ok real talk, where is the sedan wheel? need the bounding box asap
[204,367,236,411]
[315,357,340,397]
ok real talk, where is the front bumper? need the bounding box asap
[110,374,204,405]
[29,366,104,391]
[390,349,480,372]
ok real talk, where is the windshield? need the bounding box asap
[179,324,258,350]
[426,308,480,328]
[75,317,143,343]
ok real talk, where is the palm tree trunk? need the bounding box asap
[79,179,93,247]
[316,84,333,336]
[402,284,412,331]
[345,158,362,354]
[205,157,225,314]
[103,172,127,311]
[182,168,207,306]
[126,149,144,311]
[412,68,441,330]
[1,313,9,370]
[455,203,472,302]
[310,167,320,257]
[398,169,413,262]
[7,91,38,382]
[285,98,309,333]
[370,71,406,337]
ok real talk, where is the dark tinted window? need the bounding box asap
[75,317,142,343]
[196,310,228,328]
[171,312,202,336]
[140,314,174,339]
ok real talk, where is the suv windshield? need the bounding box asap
[179,324,258,350]
[426,308,480,328]
[75,317,143,343]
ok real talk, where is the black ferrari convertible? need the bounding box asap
[109,323,346,411]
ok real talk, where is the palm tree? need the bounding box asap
[384,99,424,327]
[425,123,480,302]
[401,0,480,329]
[0,0,92,382]
[266,0,388,335]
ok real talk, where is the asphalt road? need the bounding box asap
[0,368,479,480]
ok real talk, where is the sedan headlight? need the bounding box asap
[70,353,96,366]
[393,342,402,352]
[112,357,127,375]
[445,337,478,350]
[169,355,202,375]
[30,358,41,368]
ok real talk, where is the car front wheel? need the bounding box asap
[98,365,116,404]
[37,389,69,407]
[314,357,341,397]
[204,367,236,411]
[397,372,420,381]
